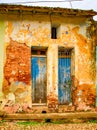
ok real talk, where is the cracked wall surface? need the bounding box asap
[0,11,96,113]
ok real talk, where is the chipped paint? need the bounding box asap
[0,6,96,113]
[31,57,47,103]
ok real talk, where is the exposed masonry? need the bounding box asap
[0,5,96,114]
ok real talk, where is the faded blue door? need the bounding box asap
[31,56,47,103]
[58,49,71,104]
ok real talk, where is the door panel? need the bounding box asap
[58,56,71,104]
[31,57,47,103]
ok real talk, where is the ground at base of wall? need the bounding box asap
[1,120,97,130]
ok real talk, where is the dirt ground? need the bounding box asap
[0,122,97,130]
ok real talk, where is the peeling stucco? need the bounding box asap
[0,5,96,113]
[0,15,5,99]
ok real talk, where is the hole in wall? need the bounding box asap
[45,119,51,123]
[42,110,47,114]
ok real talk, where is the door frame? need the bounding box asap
[58,47,74,105]
[31,46,47,105]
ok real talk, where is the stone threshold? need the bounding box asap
[1,112,97,120]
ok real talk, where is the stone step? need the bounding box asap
[1,112,97,120]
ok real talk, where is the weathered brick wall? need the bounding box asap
[0,12,96,113]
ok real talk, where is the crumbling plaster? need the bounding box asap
[0,12,96,113]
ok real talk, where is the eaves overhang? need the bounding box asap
[0,4,97,17]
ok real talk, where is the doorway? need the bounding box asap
[58,48,72,105]
[31,47,47,104]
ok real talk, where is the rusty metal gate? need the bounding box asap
[58,48,71,105]
[31,48,47,104]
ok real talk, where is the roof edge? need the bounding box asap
[0,4,97,16]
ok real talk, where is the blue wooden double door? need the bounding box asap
[31,48,71,105]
